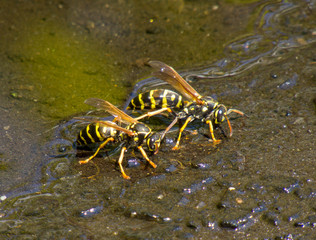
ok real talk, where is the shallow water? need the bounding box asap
[0,0,315,239]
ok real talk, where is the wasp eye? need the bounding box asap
[216,107,227,123]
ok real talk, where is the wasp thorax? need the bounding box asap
[203,96,218,110]
[132,123,151,144]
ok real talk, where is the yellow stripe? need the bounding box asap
[162,90,168,108]
[95,123,104,141]
[130,99,136,109]
[214,110,219,124]
[79,129,88,145]
[86,125,95,143]
[176,95,182,108]
[138,93,145,110]
[150,90,156,109]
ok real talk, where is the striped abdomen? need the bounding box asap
[127,89,184,110]
[76,123,117,146]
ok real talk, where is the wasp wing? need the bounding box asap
[74,117,135,136]
[148,61,204,105]
[84,98,138,124]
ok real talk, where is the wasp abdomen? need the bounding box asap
[76,123,115,146]
[127,89,184,110]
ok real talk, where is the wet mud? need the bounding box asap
[0,0,316,239]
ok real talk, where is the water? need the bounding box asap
[0,0,315,239]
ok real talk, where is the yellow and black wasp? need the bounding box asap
[127,60,244,150]
[76,98,162,179]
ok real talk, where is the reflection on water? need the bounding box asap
[0,0,316,239]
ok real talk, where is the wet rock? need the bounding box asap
[300,215,316,227]
[45,139,74,158]
[126,158,140,168]
[287,213,300,222]
[283,182,300,193]
[217,200,232,209]
[186,220,201,231]
[162,217,172,223]
[142,212,163,222]
[177,196,190,206]
[164,136,175,146]
[80,205,103,218]
[127,210,166,223]
[183,177,214,194]
[294,221,310,228]
[270,73,278,78]
[278,73,298,90]
[263,212,281,226]
[172,225,182,232]
[166,164,177,173]
[150,174,166,184]
[191,163,210,170]
[274,234,295,240]
[219,214,252,230]
[293,187,316,199]
[202,220,218,230]
[247,183,267,195]
[195,201,206,209]
[252,204,268,213]
[285,110,291,116]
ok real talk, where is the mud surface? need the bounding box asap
[0,0,315,239]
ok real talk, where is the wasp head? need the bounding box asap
[146,132,162,153]
[214,105,228,125]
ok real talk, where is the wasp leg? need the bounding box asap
[206,120,221,143]
[172,116,192,150]
[135,107,173,120]
[79,137,115,165]
[118,146,130,179]
[154,116,179,154]
[138,146,157,168]
[160,116,179,141]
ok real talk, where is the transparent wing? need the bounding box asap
[84,98,138,124]
[148,61,204,105]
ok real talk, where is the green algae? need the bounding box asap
[9,20,127,119]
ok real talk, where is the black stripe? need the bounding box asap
[88,124,101,143]
[128,89,184,110]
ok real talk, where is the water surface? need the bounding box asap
[0,0,315,239]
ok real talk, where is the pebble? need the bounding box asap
[278,73,298,90]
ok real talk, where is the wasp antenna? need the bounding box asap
[227,109,245,116]
[224,114,233,137]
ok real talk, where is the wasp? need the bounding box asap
[127,61,244,150]
[76,98,162,179]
